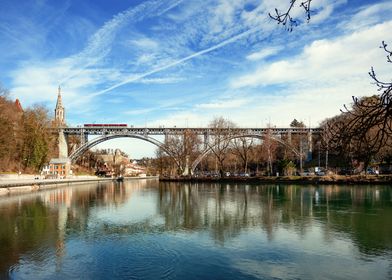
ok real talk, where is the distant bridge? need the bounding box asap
[58,126,322,174]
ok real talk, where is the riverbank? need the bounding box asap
[159,174,392,185]
[0,176,159,196]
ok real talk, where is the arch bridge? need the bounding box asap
[58,126,322,175]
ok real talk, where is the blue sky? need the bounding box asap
[1,0,391,157]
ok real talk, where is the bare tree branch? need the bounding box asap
[269,0,313,31]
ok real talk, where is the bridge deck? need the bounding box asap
[61,126,323,136]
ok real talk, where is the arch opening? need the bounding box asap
[191,134,301,174]
[69,134,180,168]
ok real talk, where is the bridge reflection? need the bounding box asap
[0,181,391,277]
[157,183,392,250]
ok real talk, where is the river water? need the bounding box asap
[0,180,391,279]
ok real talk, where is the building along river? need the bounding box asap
[0,180,391,279]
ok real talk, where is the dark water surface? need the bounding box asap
[0,180,391,279]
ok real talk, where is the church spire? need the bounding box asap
[56,86,63,108]
[55,85,65,126]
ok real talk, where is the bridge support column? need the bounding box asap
[307,131,313,161]
[182,155,190,176]
[80,129,88,147]
[287,129,292,145]
[58,129,68,158]
[203,131,209,150]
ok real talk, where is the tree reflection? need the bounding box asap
[0,198,58,276]
[158,182,392,253]
[0,181,136,276]
[0,181,391,277]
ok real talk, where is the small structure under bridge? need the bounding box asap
[57,125,322,175]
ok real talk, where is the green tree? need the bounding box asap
[290,119,305,128]
[21,106,53,172]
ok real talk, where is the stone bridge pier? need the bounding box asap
[58,129,68,159]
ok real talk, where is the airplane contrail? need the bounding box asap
[89,27,260,97]
[59,0,183,85]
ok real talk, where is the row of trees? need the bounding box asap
[149,117,311,177]
[150,107,391,177]
[0,86,57,173]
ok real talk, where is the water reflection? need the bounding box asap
[158,183,392,252]
[0,181,391,279]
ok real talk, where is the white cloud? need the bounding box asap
[125,108,157,116]
[246,46,282,61]
[222,19,392,127]
[340,1,392,31]
[129,37,159,49]
[208,0,242,34]
[139,76,184,84]
[60,0,182,84]
[93,137,164,159]
[8,0,183,109]
[196,98,248,109]
[89,26,260,97]
[231,21,392,88]
[149,111,212,127]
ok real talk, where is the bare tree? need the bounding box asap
[163,134,185,174]
[231,137,254,173]
[183,129,202,171]
[324,42,392,172]
[163,129,201,175]
[344,42,392,148]
[259,128,278,176]
[208,117,236,177]
[326,95,391,172]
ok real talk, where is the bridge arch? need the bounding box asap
[191,134,300,174]
[69,133,180,168]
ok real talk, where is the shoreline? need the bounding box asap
[0,176,159,196]
[159,175,392,185]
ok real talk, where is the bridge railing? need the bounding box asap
[62,126,323,136]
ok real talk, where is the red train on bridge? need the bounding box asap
[84,124,127,127]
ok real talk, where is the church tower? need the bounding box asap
[55,86,65,126]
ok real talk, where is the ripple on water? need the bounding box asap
[63,233,183,279]
[8,245,54,279]
[121,235,181,279]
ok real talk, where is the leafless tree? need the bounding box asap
[326,43,392,171]
[344,42,392,146]
[269,0,312,31]
[231,137,255,173]
[260,128,278,176]
[163,129,202,175]
[208,117,236,177]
